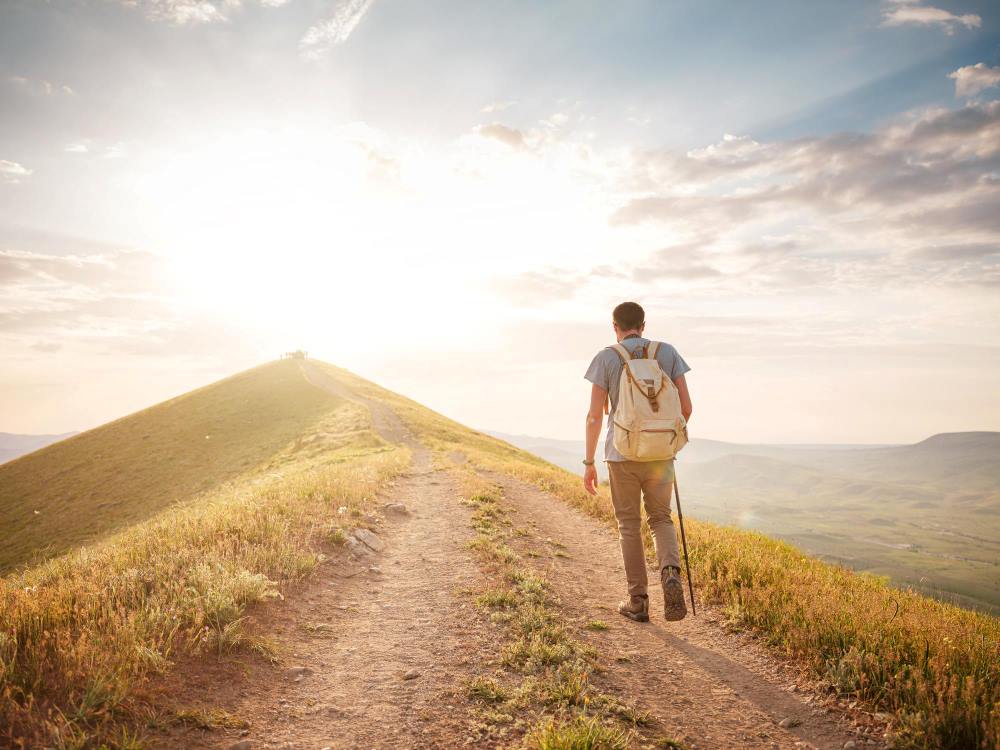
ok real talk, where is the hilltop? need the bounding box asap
[1,360,996,750]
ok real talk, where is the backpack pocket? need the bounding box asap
[635,419,679,460]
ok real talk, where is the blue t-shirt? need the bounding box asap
[584,336,691,462]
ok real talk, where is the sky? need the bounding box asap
[1,0,999,445]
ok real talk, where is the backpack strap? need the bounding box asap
[608,344,630,365]
[647,341,661,360]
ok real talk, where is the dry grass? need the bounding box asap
[309,362,999,750]
[0,360,347,573]
[0,362,408,748]
[4,360,997,749]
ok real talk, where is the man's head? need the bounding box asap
[612,301,645,341]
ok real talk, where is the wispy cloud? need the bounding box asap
[122,0,231,24]
[7,75,74,96]
[482,100,517,114]
[118,0,288,25]
[299,0,375,60]
[880,0,981,34]
[950,63,1000,98]
[0,160,32,184]
[489,99,1000,309]
[476,123,527,150]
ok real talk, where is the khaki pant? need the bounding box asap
[607,460,681,597]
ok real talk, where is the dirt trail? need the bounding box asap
[488,472,875,750]
[154,366,501,749]
[154,368,871,749]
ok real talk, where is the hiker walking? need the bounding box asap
[583,302,693,622]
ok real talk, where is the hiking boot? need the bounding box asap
[618,594,649,622]
[661,566,687,621]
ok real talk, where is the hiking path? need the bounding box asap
[149,365,879,750]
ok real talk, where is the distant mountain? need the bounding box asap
[0,432,77,465]
[486,430,1000,614]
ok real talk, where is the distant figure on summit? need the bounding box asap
[583,302,693,623]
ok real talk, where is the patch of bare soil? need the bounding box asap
[488,472,887,750]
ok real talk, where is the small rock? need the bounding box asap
[345,538,373,559]
[228,742,252,750]
[402,669,421,680]
[369,565,382,574]
[788,684,798,692]
[353,528,385,552]
[844,742,857,749]
[779,717,802,728]
[383,502,409,515]
[285,666,314,681]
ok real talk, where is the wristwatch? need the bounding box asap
[582,459,595,466]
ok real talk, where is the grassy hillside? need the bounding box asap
[1,360,997,749]
[0,360,343,573]
[1,359,405,748]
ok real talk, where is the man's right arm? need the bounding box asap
[584,383,606,495]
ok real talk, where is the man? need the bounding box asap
[583,301,693,622]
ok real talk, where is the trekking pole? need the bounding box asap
[672,473,697,616]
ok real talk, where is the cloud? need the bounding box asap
[299,0,375,60]
[476,123,527,150]
[950,63,1000,98]
[64,142,89,154]
[613,101,1000,229]
[122,0,231,24]
[6,75,74,96]
[478,99,1000,311]
[910,243,999,261]
[489,270,582,306]
[118,0,289,25]
[880,1,981,34]
[0,160,32,184]
[31,341,63,353]
[0,241,225,357]
[482,101,517,114]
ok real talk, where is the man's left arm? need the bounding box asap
[674,373,693,423]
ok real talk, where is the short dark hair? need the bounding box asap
[613,302,644,330]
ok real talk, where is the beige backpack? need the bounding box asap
[609,341,688,461]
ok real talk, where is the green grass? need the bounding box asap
[0,359,353,573]
[527,714,631,750]
[457,467,643,746]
